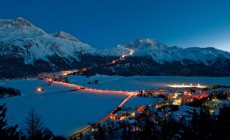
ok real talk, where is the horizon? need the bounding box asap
[1,0,230,52]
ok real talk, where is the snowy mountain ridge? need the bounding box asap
[1,17,230,77]
[50,31,80,42]
[0,17,95,65]
[1,17,230,66]
[100,38,230,65]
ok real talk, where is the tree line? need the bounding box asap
[0,86,21,98]
[0,103,66,140]
[87,105,230,140]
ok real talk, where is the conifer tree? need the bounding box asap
[0,103,19,140]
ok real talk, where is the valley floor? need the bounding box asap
[0,79,125,136]
[0,75,229,137]
[68,75,230,91]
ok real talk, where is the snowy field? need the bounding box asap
[123,97,160,109]
[1,75,230,137]
[68,75,230,91]
[0,79,125,137]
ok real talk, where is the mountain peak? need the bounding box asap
[135,38,158,43]
[52,31,79,42]
[0,17,95,65]
[126,38,167,49]
[15,17,34,27]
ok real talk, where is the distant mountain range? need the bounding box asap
[0,17,230,78]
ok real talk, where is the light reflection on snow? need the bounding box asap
[168,83,206,88]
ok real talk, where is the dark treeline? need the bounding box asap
[0,103,66,140]
[0,86,21,98]
[88,105,230,140]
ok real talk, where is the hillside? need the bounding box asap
[1,18,230,78]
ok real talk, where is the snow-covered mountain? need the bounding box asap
[100,38,230,65]
[1,17,230,78]
[91,38,230,76]
[0,17,95,65]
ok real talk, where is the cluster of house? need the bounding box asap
[38,72,69,83]
[84,86,229,139]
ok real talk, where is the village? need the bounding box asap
[35,72,230,140]
[77,85,230,140]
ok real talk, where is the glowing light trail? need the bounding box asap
[168,83,206,88]
[67,93,135,140]
[59,48,135,76]
[42,48,136,139]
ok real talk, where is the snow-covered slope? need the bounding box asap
[0,17,95,64]
[1,18,230,77]
[100,38,230,65]
[1,18,229,66]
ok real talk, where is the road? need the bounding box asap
[59,47,135,76]
[42,48,136,139]
[47,79,131,96]
[45,78,137,139]
[67,93,135,140]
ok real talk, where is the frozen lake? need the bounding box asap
[0,79,125,137]
[1,75,230,137]
[68,75,230,91]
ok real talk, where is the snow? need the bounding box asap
[0,18,95,64]
[98,38,230,64]
[50,31,79,42]
[1,18,230,66]
[97,45,130,56]
[123,97,158,108]
[68,75,230,91]
[170,106,196,122]
[0,75,230,137]
[0,79,125,137]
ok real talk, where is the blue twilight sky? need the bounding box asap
[1,0,230,52]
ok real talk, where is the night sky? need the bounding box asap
[1,0,230,52]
